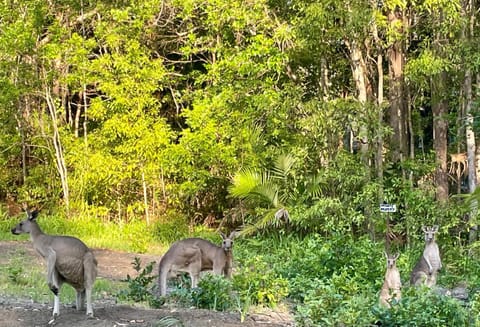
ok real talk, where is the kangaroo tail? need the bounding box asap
[83,251,97,288]
[158,258,169,296]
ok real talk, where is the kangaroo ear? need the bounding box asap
[394,253,400,260]
[28,210,39,221]
[228,231,238,239]
[384,251,388,259]
[422,226,427,233]
[433,225,439,232]
[219,232,226,239]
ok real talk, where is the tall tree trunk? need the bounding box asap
[372,4,384,242]
[432,70,449,203]
[387,8,408,165]
[431,9,450,203]
[346,38,375,239]
[462,0,477,242]
[45,86,70,212]
[346,39,371,161]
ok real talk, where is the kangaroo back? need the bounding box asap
[158,241,203,296]
[157,231,237,296]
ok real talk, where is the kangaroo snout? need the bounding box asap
[11,227,20,235]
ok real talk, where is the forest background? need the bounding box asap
[2,0,480,325]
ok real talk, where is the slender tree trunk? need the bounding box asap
[462,0,477,242]
[372,6,384,241]
[142,170,150,225]
[82,83,88,144]
[387,8,408,165]
[45,86,70,212]
[346,37,375,239]
[432,71,449,203]
[465,68,477,242]
[346,39,370,160]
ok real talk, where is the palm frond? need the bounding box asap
[240,207,290,235]
[230,169,281,207]
[304,173,324,200]
[229,168,261,198]
[271,153,295,180]
[255,182,279,207]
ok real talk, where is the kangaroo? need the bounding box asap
[410,225,442,287]
[158,231,236,296]
[379,252,401,308]
[11,209,97,318]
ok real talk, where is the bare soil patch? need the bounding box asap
[0,241,295,327]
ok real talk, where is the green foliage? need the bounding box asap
[245,234,384,301]
[295,276,377,327]
[153,218,189,245]
[373,287,469,327]
[233,256,289,308]
[164,284,195,307]
[470,291,480,327]
[192,273,235,311]
[118,257,158,304]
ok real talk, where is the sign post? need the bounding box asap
[380,204,397,213]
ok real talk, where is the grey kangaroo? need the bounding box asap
[158,231,236,296]
[379,252,401,308]
[11,209,97,318]
[410,225,442,287]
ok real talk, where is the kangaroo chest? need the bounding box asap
[385,269,401,289]
[423,243,441,269]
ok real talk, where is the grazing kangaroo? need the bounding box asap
[379,252,401,308]
[11,209,97,318]
[158,231,236,296]
[410,225,442,287]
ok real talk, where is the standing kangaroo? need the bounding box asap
[410,225,442,287]
[158,231,236,296]
[379,252,401,308]
[11,209,97,318]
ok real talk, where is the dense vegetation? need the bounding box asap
[2,0,480,325]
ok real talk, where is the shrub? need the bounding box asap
[470,291,480,327]
[118,257,157,303]
[153,211,189,244]
[295,273,376,327]
[192,273,235,311]
[373,287,469,327]
[233,255,289,308]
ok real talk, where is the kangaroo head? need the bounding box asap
[220,231,237,252]
[384,252,399,269]
[422,225,439,243]
[11,209,39,235]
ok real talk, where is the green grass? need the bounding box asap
[0,210,220,254]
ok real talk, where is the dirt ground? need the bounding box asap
[0,241,295,327]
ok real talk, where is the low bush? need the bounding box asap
[192,273,235,311]
[373,287,469,327]
[233,255,289,308]
[118,257,158,305]
[295,272,376,327]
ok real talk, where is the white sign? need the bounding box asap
[380,204,397,213]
